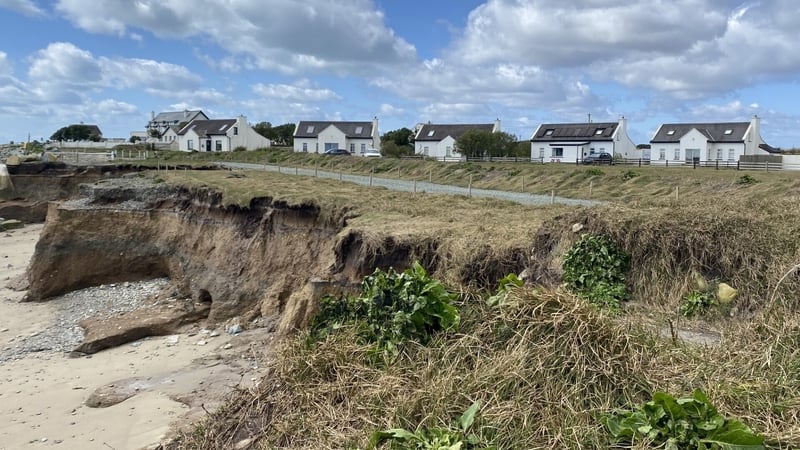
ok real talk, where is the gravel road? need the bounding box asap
[218,161,601,207]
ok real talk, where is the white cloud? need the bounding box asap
[28,42,103,86]
[0,51,12,77]
[55,0,417,74]
[0,0,45,16]
[379,103,404,116]
[252,80,340,102]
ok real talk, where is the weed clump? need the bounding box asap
[562,234,631,311]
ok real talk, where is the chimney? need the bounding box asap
[494,118,501,133]
[750,114,760,142]
[183,109,188,118]
[372,116,379,148]
[617,115,627,141]
[150,111,155,121]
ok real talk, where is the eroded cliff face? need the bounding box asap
[25,177,435,335]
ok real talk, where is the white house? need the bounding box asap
[293,118,380,155]
[176,116,271,152]
[413,120,500,159]
[649,116,770,165]
[146,110,209,143]
[530,117,638,163]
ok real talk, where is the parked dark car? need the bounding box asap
[324,148,350,155]
[582,152,614,165]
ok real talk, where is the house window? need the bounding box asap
[716,149,723,160]
[446,146,452,157]
[355,126,363,134]
[544,129,554,136]
[302,142,308,152]
[539,148,545,159]
[686,148,700,162]
[215,140,222,151]
[306,125,315,133]
[728,149,735,161]
[423,146,429,156]
[233,127,238,135]
[187,140,194,150]
[666,130,675,135]
[659,148,665,160]
[594,128,605,135]
[551,147,563,158]
[350,143,355,153]
[315,143,319,153]
[427,130,435,137]
[590,147,595,154]
[724,129,733,135]
[673,149,680,160]
[360,144,366,153]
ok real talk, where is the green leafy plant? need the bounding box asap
[736,174,759,185]
[680,290,717,317]
[622,170,640,181]
[603,390,764,450]
[309,262,460,355]
[486,273,523,307]
[562,234,630,311]
[367,401,495,450]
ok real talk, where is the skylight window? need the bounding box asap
[219,124,228,131]
[427,130,435,137]
[355,126,363,134]
[594,128,605,135]
[724,129,733,135]
[544,129,554,136]
[666,130,675,135]
[306,125,315,133]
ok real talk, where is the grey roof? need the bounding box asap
[530,122,618,142]
[294,121,374,138]
[651,122,750,143]
[415,123,494,142]
[178,119,237,137]
[150,110,207,124]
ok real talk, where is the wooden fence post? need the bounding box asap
[468,175,472,197]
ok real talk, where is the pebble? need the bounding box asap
[0,278,170,363]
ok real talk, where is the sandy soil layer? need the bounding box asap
[0,224,268,450]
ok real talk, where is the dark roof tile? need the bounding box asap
[415,123,494,142]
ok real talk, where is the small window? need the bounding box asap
[538,148,545,159]
[674,149,680,160]
[187,139,194,150]
[659,148,665,160]
[215,140,222,151]
[360,143,366,153]
[728,149,735,161]
[551,147,564,158]
[594,128,605,135]
[724,129,733,135]
[350,143,355,153]
[544,129,554,136]
[355,126,363,134]
[666,130,675,135]
[427,130,435,137]
[219,124,228,131]
[716,149,723,160]
[302,142,308,152]
[306,125,315,133]
[233,127,238,135]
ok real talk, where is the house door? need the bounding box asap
[324,143,338,151]
[206,140,212,152]
[686,148,700,163]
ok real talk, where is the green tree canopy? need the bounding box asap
[253,122,294,146]
[454,130,518,158]
[50,125,99,142]
[382,127,414,148]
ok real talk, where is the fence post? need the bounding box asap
[716,160,719,170]
[522,175,525,192]
[295,167,298,176]
[370,169,373,187]
[551,190,555,204]
[589,181,593,197]
[315,162,318,177]
[675,186,679,202]
[468,175,472,197]
[429,169,432,183]
[638,159,642,167]
[339,170,342,181]
[397,167,401,179]
[414,179,417,193]
[737,161,740,171]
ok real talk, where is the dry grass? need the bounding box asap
[152,167,800,449]
[171,289,800,449]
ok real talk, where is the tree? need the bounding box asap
[50,124,95,142]
[381,141,414,158]
[382,127,414,148]
[253,121,294,146]
[455,130,518,158]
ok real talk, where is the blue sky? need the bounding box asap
[0,0,799,147]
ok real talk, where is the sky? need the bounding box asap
[0,0,799,148]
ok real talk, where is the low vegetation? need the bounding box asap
[152,159,800,449]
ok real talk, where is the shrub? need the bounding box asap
[309,262,460,356]
[603,390,764,449]
[680,290,717,317]
[233,146,247,152]
[736,174,759,185]
[622,170,640,181]
[562,234,630,311]
[486,273,523,307]
[367,401,494,450]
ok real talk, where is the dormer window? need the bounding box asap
[306,125,315,133]
[427,130,435,137]
[544,129,554,136]
[666,130,675,135]
[355,126,363,134]
[594,128,605,135]
[724,129,733,135]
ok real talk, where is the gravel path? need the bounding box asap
[0,278,169,362]
[219,161,601,207]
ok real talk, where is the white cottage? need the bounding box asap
[530,117,638,163]
[293,118,380,155]
[146,110,208,143]
[413,121,500,159]
[649,116,770,165]
[176,116,271,152]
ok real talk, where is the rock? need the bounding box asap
[5,273,29,291]
[209,330,220,337]
[5,155,20,166]
[165,335,180,346]
[690,270,708,292]
[571,223,584,233]
[717,283,738,304]
[197,340,207,346]
[226,324,242,335]
[234,438,253,449]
